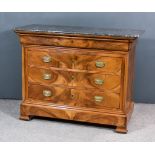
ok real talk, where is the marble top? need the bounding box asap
[15,24,144,38]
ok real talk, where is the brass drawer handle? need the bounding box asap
[43,73,52,80]
[95,61,105,68]
[94,96,103,102]
[94,79,104,85]
[43,90,52,97]
[42,56,52,63]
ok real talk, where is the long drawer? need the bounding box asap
[28,66,121,93]
[28,84,120,109]
[27,46,123,75]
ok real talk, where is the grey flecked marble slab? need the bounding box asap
[15,24,144,38]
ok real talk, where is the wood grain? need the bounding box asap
[27,46,123,75]
[28,66,121,93]
[20,102,127,127]
[28,84,120,110]
[20,101,134,133]
[15,28,138,133]
[28,66,73,86]
[19,34,129,51]
[73,72,121,93]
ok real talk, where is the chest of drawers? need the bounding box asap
[15,25,142,133]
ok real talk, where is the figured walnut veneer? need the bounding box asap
[15,25,141,133]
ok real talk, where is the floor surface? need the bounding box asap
[0,99,154,142]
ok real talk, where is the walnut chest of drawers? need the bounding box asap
[15,25,142,133]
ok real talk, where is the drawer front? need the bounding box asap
[71,89,120,109]
[28,67,73,86]
[28,84,120,109]
[20,35,129,51]
[27,46,122,74]
[27,50,74,69]
[28,67,121,92]
[75,55,122,74]
[73,72,121,93]
[28,84,71,103]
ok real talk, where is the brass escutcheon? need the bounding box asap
[71,75,75,80]
[71,94,75,99]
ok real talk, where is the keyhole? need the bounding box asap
[71,75,74,80]
[71,94,75,99]
[71,58,76,68]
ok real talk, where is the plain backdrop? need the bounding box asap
[0,12,154,103]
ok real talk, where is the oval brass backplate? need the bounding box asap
[43,73,52,80]
[43,90,52,97]
[94,79,104,85]
[94,96,103,102]
[42,56,52,63]
[95,61,105,68]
